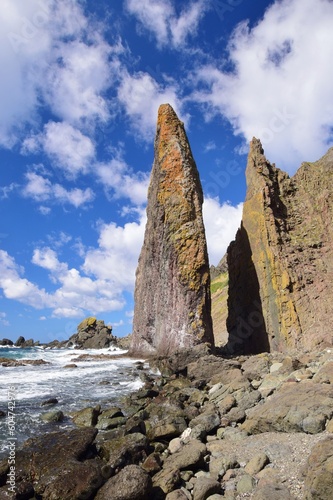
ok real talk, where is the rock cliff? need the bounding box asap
[225,138,333,354]
[131,104,213,355]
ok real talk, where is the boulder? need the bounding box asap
[9,427,103,499]
[98,432,150,469]
[0,338,13,346]
[72,406,100,427]
[192,477,222,500]
[243,381,333,434]
[40,410,64,423]
[95,464,152,500]
[304,436,333,499]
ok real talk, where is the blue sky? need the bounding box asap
[1,0,333,343]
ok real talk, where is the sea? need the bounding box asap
[0,346,146,459]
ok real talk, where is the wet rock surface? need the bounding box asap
[0,347,332,499]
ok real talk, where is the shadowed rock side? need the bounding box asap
[131,104,213,355]
[225,138,333,354]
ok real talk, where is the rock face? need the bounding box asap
[225,139,333,354]
[131,104,213,355]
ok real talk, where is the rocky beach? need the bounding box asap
[1,344,333,499]
[1,103,333,499]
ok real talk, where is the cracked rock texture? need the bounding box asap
[225,138,333,354]
[131,104,213,355]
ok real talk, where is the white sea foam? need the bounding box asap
[0,347,147,455]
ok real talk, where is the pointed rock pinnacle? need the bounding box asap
[130,104,213,355]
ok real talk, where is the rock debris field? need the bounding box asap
[1,344,333,499]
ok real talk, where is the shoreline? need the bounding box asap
[0,345,332,499]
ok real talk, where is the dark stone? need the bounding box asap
[41,398,59,406]
[14,336,25,347]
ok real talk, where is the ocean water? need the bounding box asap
[0,346,146,458]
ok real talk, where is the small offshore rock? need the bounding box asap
[41,410,64,423]
[41,398,58,406]
[72,406,100,427]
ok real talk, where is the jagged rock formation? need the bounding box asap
[68,317,115,349]
[225,138,333,354]
[210,254,228,281]
[210,255,229,347]
[131,104,213,355]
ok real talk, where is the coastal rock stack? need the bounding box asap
[226,139,333,354]
[131,104,213,355]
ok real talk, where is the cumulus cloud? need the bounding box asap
[96,157,149,205]
[0,312,9,327]
[203,197,243,265]
[22,122,95,177]
[125,0,207,49]
[118,71,184,140]
[0,244,127,319]
[83,213,147,291]
[23,172,95,208]
[0,250,49,309]
[0,0,120,148]
[0,209,147,319]
[193,0,333,171]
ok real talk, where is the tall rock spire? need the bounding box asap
[130,104,213,355]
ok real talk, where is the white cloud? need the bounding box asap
[125,0,207,49]
[0,250,49,308]
[0,0,120,147]
[44,38,113,125]
[118,71,184,140]
[23,171,95,208]
[96,157,149,205]
[23,122,95,177]
[0,209,146,320]
[203,197,243,266]
[0,312,9,327]
[38,206,51,216]
[83,213,146,291]
[32,247,67,274]
[193,0,333,171]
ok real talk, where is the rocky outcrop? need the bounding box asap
[225,139,333,354]
[131,104,213,355]
[68,317,115,349]
[0,338,13,346]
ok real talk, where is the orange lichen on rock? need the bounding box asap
[130,104,213,355]
[226,138,333,354]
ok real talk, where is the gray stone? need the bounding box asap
[163,439,207,471]
[244,453,270,475]
[95,465,152,500]
[40,410,64,422]
[236,473,256,493]
[72,406,100,427]
[304,435,333,499]
[192,477,222,500]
